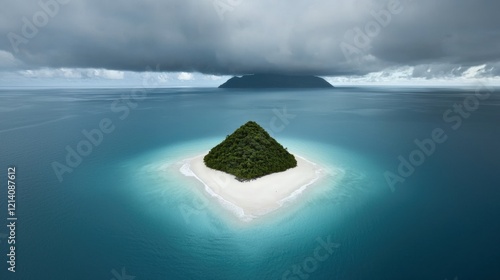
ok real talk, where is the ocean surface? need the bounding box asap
[0,86,499,280]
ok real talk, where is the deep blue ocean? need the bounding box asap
[0,86,499,280]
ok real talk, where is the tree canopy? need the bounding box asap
[204,121,297,181]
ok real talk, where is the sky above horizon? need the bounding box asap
[1,0,500,87]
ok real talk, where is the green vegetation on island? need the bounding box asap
[204,121,297,181]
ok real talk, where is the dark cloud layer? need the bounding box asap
[1,0,500,76]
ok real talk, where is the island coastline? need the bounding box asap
[218,74,334,88]
[179,153,325,221]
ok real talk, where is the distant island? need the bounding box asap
[219,74,334,88]
[204,121,297,181]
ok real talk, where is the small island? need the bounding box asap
[179,121,325,221]
[204,121,297,181]
[219,74,334,88]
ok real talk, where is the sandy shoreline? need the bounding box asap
[179,153,324,221]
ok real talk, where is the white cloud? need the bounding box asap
[462,65,487,79]
[97,69,124,80]
[177,72,194,81]
[326,64,500,86]
[7,65,500,87]
[20,69,57,78]
[59,68,83,78]
[18,68,125,80]
[206,75,224,81]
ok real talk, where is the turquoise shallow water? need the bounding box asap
[0,87,499,279]
[127,137,377,223]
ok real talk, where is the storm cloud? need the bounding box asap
[1,0,500,77]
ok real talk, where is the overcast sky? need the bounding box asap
[1,0,500,86]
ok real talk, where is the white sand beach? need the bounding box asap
[179,153,324,221]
